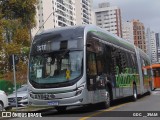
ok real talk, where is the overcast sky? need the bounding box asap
[93,0,160,33]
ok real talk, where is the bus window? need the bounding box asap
[29,50,83,84]
[87,52,97,76]
[96,43,104,75]
[86,52,98,90]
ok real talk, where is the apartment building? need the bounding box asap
[146,28,152,59]
[32,0,93,37]
[132,19,146,53]
[156,33,160,62]
[146,28,157,63]
[122,20,134,43]
[75,0,93,25]
[94,2,122,37]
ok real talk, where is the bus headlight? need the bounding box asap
[75,85,84,96]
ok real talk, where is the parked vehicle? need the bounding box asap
[0,90,9,111]
[8,84,28,107]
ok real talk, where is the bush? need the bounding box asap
[0,80,21,94]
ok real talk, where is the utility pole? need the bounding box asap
[12,54,18,110]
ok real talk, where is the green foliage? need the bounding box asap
[0,0,37,28]
[0,79,14,94]
[0,79,23,94]
[0,0,37,83]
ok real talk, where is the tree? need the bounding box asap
[0,0,37,84]
[0,0,37,38]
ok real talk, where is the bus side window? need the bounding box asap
[87,52,97,76]
[86,52,97,90]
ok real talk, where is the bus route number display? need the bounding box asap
[37,44,46,52]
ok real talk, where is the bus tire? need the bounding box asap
[55,106,67,113]
[132,84,137,101]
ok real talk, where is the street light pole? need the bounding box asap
[12,54,18,110]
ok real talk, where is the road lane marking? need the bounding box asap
[79,103,127,120]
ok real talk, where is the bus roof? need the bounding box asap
[34,25,148,57]
[36,25,85,36]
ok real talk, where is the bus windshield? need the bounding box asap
[29,50,83,85]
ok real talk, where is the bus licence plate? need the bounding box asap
[48,101,59,106]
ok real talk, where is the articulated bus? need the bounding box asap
[28,25,151,112]
[144,64,160,90]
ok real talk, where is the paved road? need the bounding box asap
[5,89,160,120]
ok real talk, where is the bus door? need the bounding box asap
[86,52,105,103]
[110,47,124,98]
[86,52,98,103]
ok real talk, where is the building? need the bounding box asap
[146,28,157,63]
[94,2,122,37]
[32,0,76,36]
[146,28,152,60]
[122,20,134,43]
[132,19,146,53]
[155,33,160,62]
[150,31,157,63]
[75,0,93,25]
[32,0,93,37]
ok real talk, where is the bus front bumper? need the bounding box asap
[28,92,86,107]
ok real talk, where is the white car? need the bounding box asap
[0,90,9,111]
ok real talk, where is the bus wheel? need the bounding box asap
[132,84,137,101]
[55,106,67,113]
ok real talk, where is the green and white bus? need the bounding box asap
[28,25,151,112]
